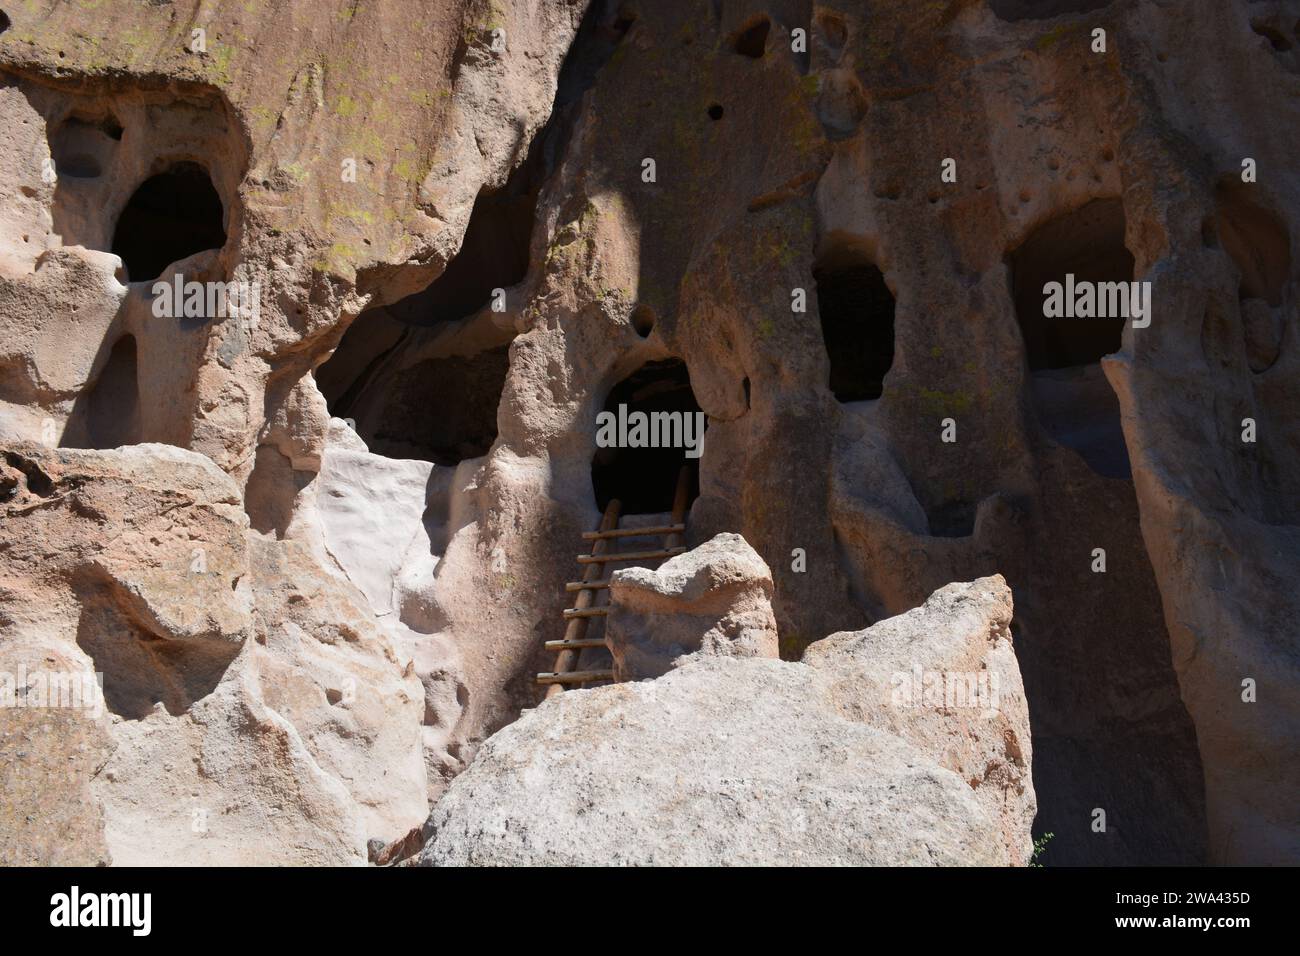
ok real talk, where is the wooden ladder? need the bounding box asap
[537,466,692,698]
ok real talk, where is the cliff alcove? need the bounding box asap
[314,174,529,462]
[814,244,896,403]
[591,359,704,515]
[1010,199,1133,479]
[110,161,227,282]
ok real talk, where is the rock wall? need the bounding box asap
[0,0,1296,865]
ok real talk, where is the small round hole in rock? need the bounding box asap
[707,103,723,121]
[630,304,655,337]
[0,11,10,34]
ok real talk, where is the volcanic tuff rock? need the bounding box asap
[0,0,1296,865]
[605,532,780,680]
[419,576,1034,867]
[1,444,428,864]
[804,575,1034,864]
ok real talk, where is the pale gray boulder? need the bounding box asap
[419,576,1034,867]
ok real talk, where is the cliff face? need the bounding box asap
[0,0,1295,865]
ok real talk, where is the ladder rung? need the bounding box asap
[565,579,610,592]
[563,606,608,619]
[576,547,686,564]
[582,524,685,541]
[536,669,614,685]
[545,638,606,651]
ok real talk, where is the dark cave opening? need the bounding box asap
[1009,199,1134,479]
[1009,198,1132,372]
[814,247,896,402]
[732,16,771,58]
[317,316,510,465]
[111,161,226,282]
[592,359,704,515]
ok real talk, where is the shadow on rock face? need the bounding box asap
[60,333,141,451]
[74,579,239,720]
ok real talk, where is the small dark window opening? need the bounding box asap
[1008,198,1132,370]
[813,251,896,401]
[592,359,704,515]
[630,304,655,337]
[111,162,226,282]
[733,17,770,58]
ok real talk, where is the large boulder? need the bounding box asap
[804,576,1035,864]
[419,576,1035,866]
[606,532,780,681]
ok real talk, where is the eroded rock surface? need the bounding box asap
[0,0,1295,866]
[606,532,779,680]
[1,444,427,864]
[419,576,1034,867]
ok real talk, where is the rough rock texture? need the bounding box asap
[0,0,1295,866]
[606,532,779,680]
[804,576,1034,864]
[419,576,1033,866]
[1,444,427,864]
